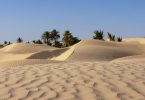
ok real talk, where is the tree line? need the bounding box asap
[4,29,122,48]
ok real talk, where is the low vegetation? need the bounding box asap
[93,30,104,40]
[93,30,122,42]
[117,37,122,42]
[16,37,23,43]
[108,32,116,41]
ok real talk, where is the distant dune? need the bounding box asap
[0,39,145,100]
[0,43,56,54]
[123,38,145,44]
[0,43,57,62]
[1,39,145,62]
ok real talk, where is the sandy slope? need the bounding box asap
[1,40,145,62]
[0,43,56,54]
[111,55,145,63]
[0,40,145,100]
[0,43,58,62]
[53,40,145,61]
[123,38,145,44]
[28,48,68,59]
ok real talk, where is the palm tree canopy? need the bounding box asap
[41,31,51,45]
[63,30,80,47]
[42,31,50,40]
[50,29,60,41]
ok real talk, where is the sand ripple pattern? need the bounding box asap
[0,62,145,100]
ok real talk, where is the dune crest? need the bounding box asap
[51,44,77,61]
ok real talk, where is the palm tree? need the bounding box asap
[62,30,80,47]
[108,32,115,41]
[93,30,104,40]
[50,29,60,46]
[17,37,23,43]
[41,31,51,45]
[63,30,73,47]
[4,41,7,45]
[117,37,122,42]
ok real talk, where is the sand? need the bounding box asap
[0,43,56,54]
[123,38,145,44]
[0,39,145,100]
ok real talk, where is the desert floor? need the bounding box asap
[0,39,145,100]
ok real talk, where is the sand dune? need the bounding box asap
[1,40,145,62]
[0,53,33,62]
[54,40,145,61]
[0,43,56,54]
[123,38,145,44]
[0,39,145,99]
[0,43,57,62]
[52,44,76,61]
[112,55,145,63]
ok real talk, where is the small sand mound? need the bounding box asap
[0,53,33,62]
[0,43,58,62]
[0,43,56,54]
[54,40,145,61]
[111,55,145,63]
[123,38,145,44]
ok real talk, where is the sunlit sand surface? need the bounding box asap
[0,39,145,100]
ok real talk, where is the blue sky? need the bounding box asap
[0,0,145,43]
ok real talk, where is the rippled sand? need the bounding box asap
[0,39,145,100]
[0,61,144,100]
